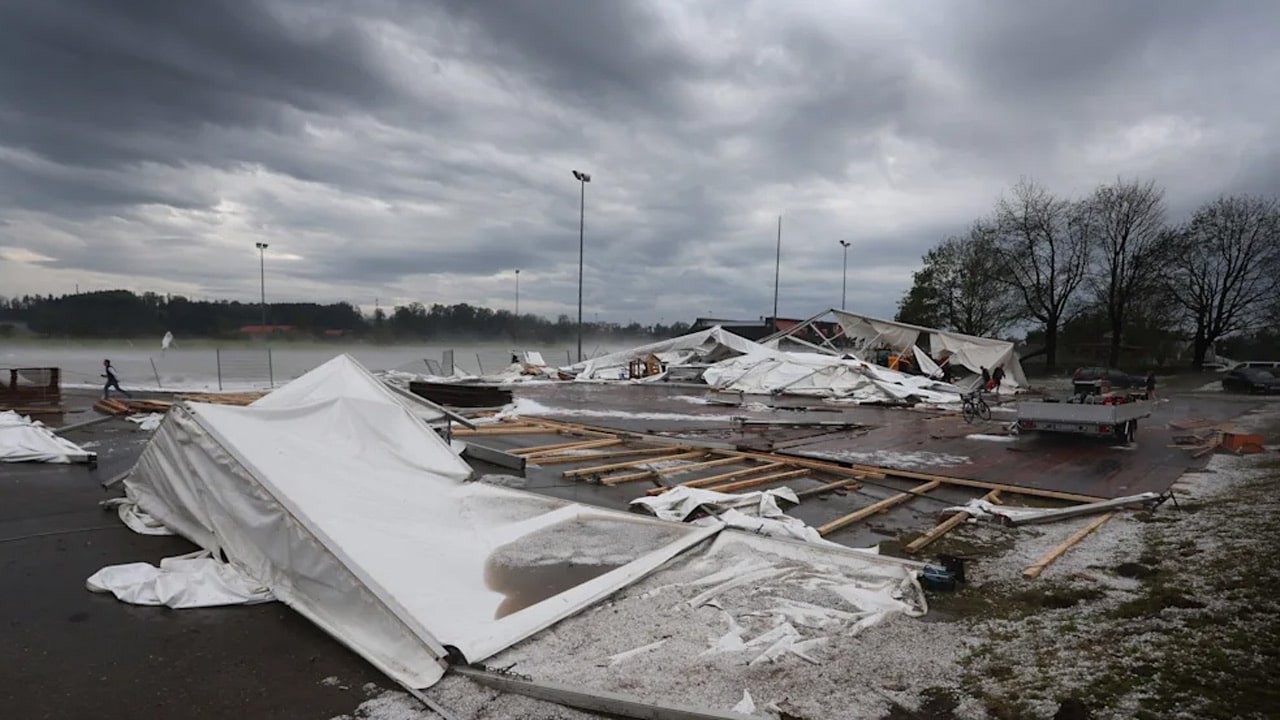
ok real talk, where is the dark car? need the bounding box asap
[1222,368,1280,394]
[1072,366,1146,392]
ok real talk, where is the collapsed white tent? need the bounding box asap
[566,326,768,381]
[100,354,716,688]
[702,350,962,404]
[0,410,95,463]
[765,310,1028,391]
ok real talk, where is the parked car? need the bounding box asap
[1221,367,1280,394]
[1071,366,1146,392]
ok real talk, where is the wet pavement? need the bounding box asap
[0,395,385,720]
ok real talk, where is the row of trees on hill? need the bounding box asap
[896,178,1280,370]
[0,291,691,342]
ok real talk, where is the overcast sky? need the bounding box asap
[1,1,1277,324]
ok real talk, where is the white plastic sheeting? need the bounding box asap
[107,354,717,689]
[566,327,767,381]
[127,413,164,431]
[87,551,275,608]
[630,486,853,549]
[0,410,95,463]
[702,351,962,404]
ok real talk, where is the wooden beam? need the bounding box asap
[601,456,744,486]
[703,468,810,494]
[512,438,621,456]
[562,450,706,478]
[817,481,941,536]
[452,425,555,436]
[1023,512,1115,579]
[794,478,857,499]
[845,464,1103,504]
[505,416,623,438]
[645,462,788,495]
[529,446,678,465]
[904,489,1000,554]
[717,449,877,480]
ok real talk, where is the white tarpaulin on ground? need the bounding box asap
[0,410,95,463]
[99,354,716,689]
[831,310,1028,389]
[567,327,768,380]
[87,551,275,608]
[702,350,962,404]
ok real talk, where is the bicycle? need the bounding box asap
[961,389,991,423]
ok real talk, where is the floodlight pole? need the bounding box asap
[572,170,591,363]
[839,240,851,310]
[255,242,269,325]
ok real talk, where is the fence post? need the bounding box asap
[476,353,485,375]
[268,346,274,388]
[150,357,162,389]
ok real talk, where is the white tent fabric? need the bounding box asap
[567,327,768,380]
[105,354,716,688]
[702,351,962,404]
[0,410,95,463]
[913,345,943,380]
[87,551,275,608]
[254,353,448,423]
[831,310,1028,389]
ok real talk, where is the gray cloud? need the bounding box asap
[2,0,1279,325]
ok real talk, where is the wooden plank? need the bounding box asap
[511,438,621,456]
[460,443,526,471]
[502,416,619,438]
[703,468,810,494]
[720,449,878,480]
[1023,512,1115,579]
[452,425,555,436]
[601,456,743,486]
[0,405,65,415]
[817,481,941,536]
[904,489,1000,554]
[562,450,706,478]
[532,446,683,465]
[645,462,788,495]
[844,463,1104,504]
[795,479,858,499]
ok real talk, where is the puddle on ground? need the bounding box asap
[482,515,690,619]
[485,560,621,619]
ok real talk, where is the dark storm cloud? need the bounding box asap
[2,0,1279,323]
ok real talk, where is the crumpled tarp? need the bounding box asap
[127,413,164,431]
[86,551,275,608]
[0,410,95,463]
[629,486,865,550]
[702,350,961,404]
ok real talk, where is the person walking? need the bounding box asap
[1145,371,1157,401]
[991,366,1005,396]
[102,359,132,400]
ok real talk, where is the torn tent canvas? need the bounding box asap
[109,354,716,688]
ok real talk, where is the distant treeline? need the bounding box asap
[0,291,692,342]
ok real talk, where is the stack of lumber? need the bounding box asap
[176,392,266,406]
[94,398,175,416]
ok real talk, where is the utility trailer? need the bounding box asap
[1015,398,1153,444]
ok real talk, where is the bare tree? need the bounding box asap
[1080,178,1170,367]
[992,179,1091,371]
[1167,195,1280,368]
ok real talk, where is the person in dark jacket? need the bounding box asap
[991,366,1005,395]
[1146,371,1157,401]
[980,367,991,390]
[102,359,132,400]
